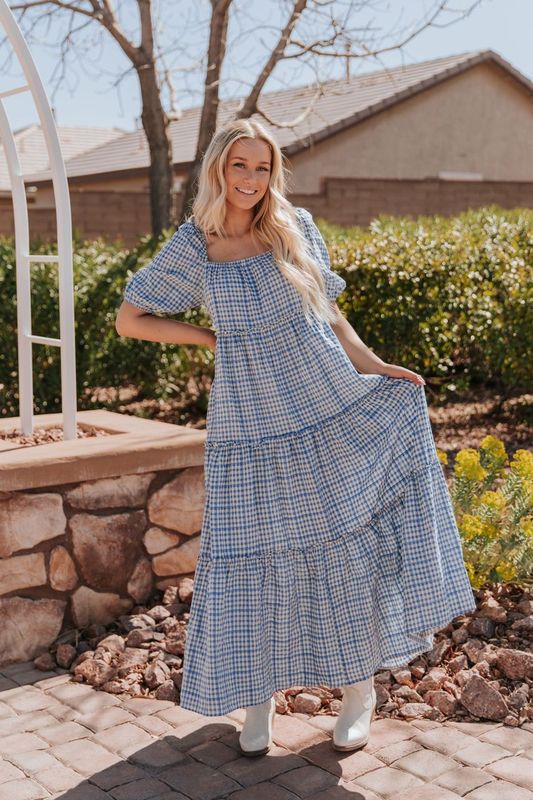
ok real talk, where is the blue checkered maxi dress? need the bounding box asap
[123,205,476,716]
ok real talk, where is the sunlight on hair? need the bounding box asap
[191,118,338,326]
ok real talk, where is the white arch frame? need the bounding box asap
[0,1,76,440]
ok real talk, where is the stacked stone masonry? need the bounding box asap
[0,466,205,666]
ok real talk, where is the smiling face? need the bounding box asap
[224,137,272,212]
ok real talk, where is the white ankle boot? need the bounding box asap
[238,696,276,757]
[332,676,376,751]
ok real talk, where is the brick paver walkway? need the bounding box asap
[1,662,532,800]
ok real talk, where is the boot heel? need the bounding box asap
[239,696,276,757]
[333,677,376,752]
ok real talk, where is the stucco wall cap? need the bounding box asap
[0,410,205,492]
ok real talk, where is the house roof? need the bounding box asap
[21,49,533,185]
[0,124,126,190]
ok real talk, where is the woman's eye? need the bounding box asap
[233,163,269,171]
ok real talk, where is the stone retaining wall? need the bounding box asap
[0,410,206,666]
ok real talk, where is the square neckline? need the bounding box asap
[189,218,273,265]
[207,250,273,266]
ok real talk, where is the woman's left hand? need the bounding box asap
[377,363,426,386]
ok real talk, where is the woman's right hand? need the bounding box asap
[207,330,217,352]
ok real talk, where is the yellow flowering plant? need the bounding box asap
[439,437,533,589]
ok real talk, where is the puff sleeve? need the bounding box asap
[123,221,206,314]
[295,206,346,301]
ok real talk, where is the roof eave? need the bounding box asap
[284,50,533,157]
[23,160,192,187]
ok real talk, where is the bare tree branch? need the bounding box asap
[254,84,324,129]
[5,0,486,233]
[235,0,308,119]
[11,0,98,20]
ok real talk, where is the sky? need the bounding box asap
[1,0,532,134]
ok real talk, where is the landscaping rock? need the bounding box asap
[448,653,468,673]
[116,647,149,677]
[425,689,459,715]
[391,668,413,686]
[120,613,156,632]
[34,652,57,671]
[460,674,508,720]
[96,634,126,655]
[477,596,507,623]
[467,617,496,639]
[155,679,179,702]
[146,605,171,622]
[126,629,155,647]
[391,685,424,703]
[398,702,433,719]
[497,648,533,680]
[55,643,77,668]
[40,578,531,727]
[294,692,322,714]
[73,658,117,687]
[143,660,170,689]
[451,623,470,644]
[177,577,194,604]
[511,615,533,634]
[375,683,390,707]
[427,637,453,665]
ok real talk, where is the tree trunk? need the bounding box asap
[179,0,231,223]
[137,63,173,235]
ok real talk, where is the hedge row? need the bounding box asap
[0,204,531,418]
[325,205,532,393]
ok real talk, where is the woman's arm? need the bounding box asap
[116,300,216,350]
[329,303,425,385]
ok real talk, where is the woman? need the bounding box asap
[116,118,475,757]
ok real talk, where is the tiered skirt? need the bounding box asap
[179,376,476,716]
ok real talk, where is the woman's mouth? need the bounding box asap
[236,187,257,195]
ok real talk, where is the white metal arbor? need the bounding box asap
[0,1,76,439]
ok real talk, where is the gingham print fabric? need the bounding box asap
[122,205,476,716]
[123,222,205,314]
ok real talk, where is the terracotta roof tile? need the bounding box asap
[0,125,126,190]
[16,49,533,184]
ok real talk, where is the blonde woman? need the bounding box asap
[116,118,475,757]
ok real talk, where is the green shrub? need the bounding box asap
[0,232,213,418]
[0,205,531,418]
[325,205,532,396]
[437,438,533,587]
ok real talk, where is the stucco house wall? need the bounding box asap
[289,62,533,195]
[2,53,532,243]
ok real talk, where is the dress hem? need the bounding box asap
[178,595,476,718]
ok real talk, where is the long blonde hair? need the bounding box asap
[191,118,338,325]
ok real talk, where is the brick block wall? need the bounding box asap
[0,190,153,246]
[1,179,532,245]
[289,177,533,226]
